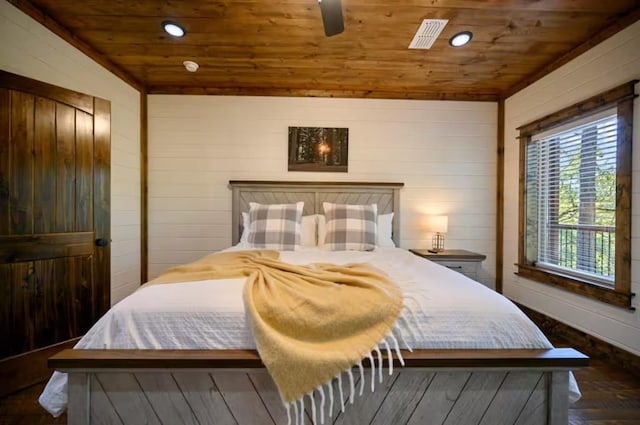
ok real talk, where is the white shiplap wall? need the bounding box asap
[148,96,498,288]
[0,1,141,304]
[504,21,640,355]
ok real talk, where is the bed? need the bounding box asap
[41,181,587,425]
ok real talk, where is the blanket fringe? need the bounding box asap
[284,306,415,425]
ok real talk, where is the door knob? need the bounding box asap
[95,238,109,247]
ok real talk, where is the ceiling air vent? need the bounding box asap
[408,19,449,49]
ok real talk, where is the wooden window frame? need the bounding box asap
[516,81,637,309]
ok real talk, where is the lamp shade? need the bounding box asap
[427,215,448,233]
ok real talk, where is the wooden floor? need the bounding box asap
[0,359,638,425]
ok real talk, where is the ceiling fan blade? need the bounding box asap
[319,0,344,37]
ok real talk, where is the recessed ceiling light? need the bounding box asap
[449,31,473,47]
[183,60,199,72]
[162,21,185,37]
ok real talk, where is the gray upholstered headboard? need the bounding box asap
[229,181,404,246]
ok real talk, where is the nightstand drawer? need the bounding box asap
[408,249,485,282]
[431,260,478,279]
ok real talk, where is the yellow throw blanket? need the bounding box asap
[145,250,404,404]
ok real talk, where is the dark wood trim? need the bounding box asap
[140,91,148,284]
[0,70,93,114]
[148,86,499,102]
[5,0,144,92]
[503,8,640,99]
[229,180,404,188]
[0,232,93,263]
[496,99,505,293]
[49,348,588,371]
[93,97,111,316]
[516,264,634,309]
[516,80,638,136]
[516,82,636,308]
[616,97,633,295]
[0,338,79,397]
[517,135,528,267]
[517,304,640,380]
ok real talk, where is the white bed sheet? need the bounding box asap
[40,246,580,416]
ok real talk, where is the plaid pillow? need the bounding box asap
[247,202,303,250]
[323,202,377,251]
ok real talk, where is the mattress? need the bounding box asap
[40,246,580,416]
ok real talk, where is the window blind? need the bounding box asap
[526,111,617,284]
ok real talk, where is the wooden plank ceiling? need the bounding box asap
[17,0,640,101]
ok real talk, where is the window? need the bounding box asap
[517,81,636,308]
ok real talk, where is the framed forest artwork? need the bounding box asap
[288,126,349,172]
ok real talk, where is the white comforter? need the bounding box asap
[40,247,580,416]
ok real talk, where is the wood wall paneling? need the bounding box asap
[148,97,498,287]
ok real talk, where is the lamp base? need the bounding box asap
[431,232,445,252]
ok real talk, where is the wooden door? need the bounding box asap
[0,71,110,395]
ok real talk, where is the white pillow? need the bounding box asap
[317,212,395,247]
[300,214,317,247]
[377,212,395,247]
[242,212,317,247]
[241,212,251,243]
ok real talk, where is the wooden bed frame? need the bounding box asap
[50,181,588,425]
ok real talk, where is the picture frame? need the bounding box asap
[288,126,349,172]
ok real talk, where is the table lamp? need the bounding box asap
[427,215,448,253]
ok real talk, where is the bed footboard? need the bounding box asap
[50,348,588,425]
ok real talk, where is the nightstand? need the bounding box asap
[409,249,486,281]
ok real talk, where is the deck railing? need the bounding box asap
[543,224,615,279]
